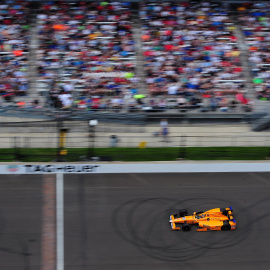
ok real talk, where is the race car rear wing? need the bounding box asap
[169,215,180,230]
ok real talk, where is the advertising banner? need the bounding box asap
[2,163,270,174]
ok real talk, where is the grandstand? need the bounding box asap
[0,1,30,100]
[0,0,270,119]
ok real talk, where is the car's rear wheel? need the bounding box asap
[179,209,188,217]
[182,223,191,231]
[221,221,231,231]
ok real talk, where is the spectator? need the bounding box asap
[0,1,30,99]
[110,135,118,147]
[140,1,245,111]
[238,2,270,101]
[36,1,138,102]
[160,118,169,142]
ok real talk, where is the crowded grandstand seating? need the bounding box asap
[0,0,30,100]
[36,0,138,109]
[140,1,247,111]
[0,1,260,113]
[238,2,270,101]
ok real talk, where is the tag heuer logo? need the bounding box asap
[7,165,19,172]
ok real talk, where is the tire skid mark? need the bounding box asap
[111,196,256,262]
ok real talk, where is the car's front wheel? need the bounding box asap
[182,223,191,231]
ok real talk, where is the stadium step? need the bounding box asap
[230,9,255,101]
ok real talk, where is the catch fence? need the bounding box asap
[1,133,270,162]
[3,134,270,148]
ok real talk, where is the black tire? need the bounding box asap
[221,225,231,231]
[220,208,228,216]
[221,221,231,231]
[182,223,191,231]
[179,209,188,217]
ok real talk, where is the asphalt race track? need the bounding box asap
[0,175,42,270]
[1,172,270,269]
[65,173,270,270]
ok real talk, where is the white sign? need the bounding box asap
[2,163,270,174]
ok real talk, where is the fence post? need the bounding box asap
[56,119,69,162]
[14,136,21,161]
[24,137,30,148]
[56,119,63,162]
[87,119,98,160]
[267,140,270,159]
[178,135,186,160]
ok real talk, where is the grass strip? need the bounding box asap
[0,147,269,162]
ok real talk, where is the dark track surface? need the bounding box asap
[1,172,270,269]
[65,173,270,270]
[0,175,42,270]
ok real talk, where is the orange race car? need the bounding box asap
[169,207,236,231]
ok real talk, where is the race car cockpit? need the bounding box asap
[195,214,205,219]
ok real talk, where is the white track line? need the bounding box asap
[56,173,64,270]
